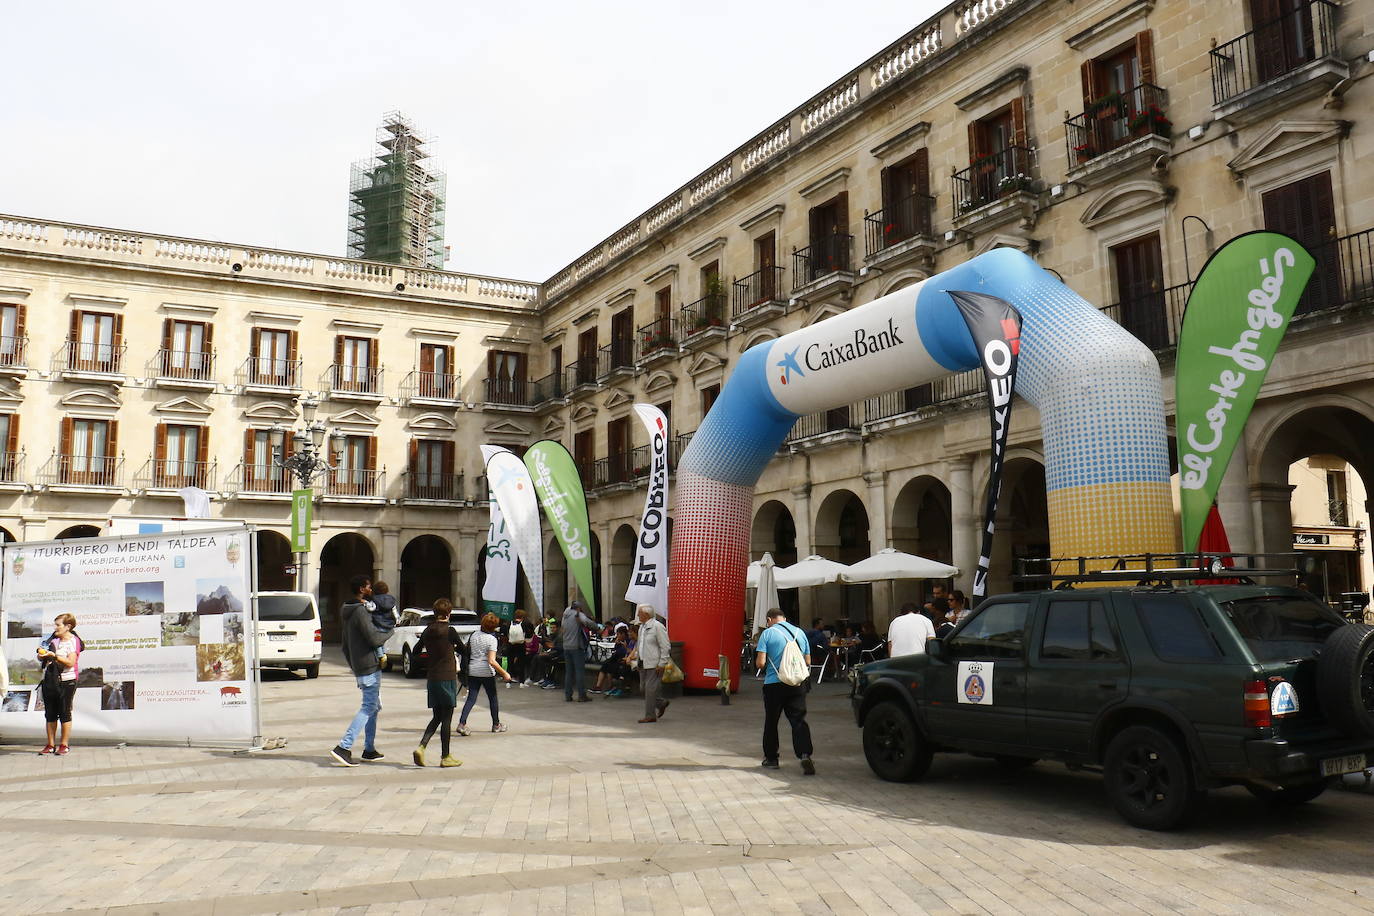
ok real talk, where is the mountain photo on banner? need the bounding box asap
[524,441,596,618]
[481,444,543,617]
[624,404,670,618]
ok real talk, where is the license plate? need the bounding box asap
[1320,753,1366,777]
[268,633,293,642]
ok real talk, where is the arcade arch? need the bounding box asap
[255,530,294,592]
[985,457,1050,595]
[813,488,870,623]
[543,537,567,617]
[56,525,100,539]
[318,532,376,642]
[400,535,453,611]
[608,523,638,621]
[890,476,953,610]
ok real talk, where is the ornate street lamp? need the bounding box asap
[269,397,344,591]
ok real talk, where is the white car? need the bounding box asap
[382,607,481,677]
[254,591,323,679]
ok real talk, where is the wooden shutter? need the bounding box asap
[60,417,72,455]
[879,165,893,212]
[367,337,378,370]
[13,304,25,342]
[1010,98,1027,150]
[68,310,80,343]
[196,425,209,467]
[243,428,256,473]
[1136,31,1155,87]
[161,319,173,354]
[366,436,378,471]
[420,345,435,373]
[408,438,419,471]
[154,425,167,472]
[287,330,298,360]
[913,148,930,197]
[1080,60,1099,109]
[112,314,124,354]
[968,121,982,162]
[441,440,455,477]
[809,203,823,250]
[249,328,260,358]
[203,322,214,361]
[4,414,16,456]
[515,352,527,384]
[107,420,119,457]
[334,335,344,368]
[835,191,849,238]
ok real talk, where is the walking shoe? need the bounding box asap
[330,745,357,767]
[39,745,54,755]
[800,756,816,776]
[541,681,559,690]
[492,722,508,733]
[577,696,593,703]
[440,755,463,768]
[761,758,780,769]
[413,747,426,767]
[565,696,575,702]
[656,700,670,718]
[456,724,471,737]
[56,745,69,756]
[505,681,513,688]
[520,680,530,688]
[361,748,384,761]
[588,688,603,694]
[637,716,657,724]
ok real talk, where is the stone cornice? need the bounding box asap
[954,67,1029,111]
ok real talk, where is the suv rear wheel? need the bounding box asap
[1316,624,1374,738]
[1246,778,1330,805]
[862,701,932,782]
[402,647,423,679]
[1104,725,1202,830]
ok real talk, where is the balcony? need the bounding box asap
[226,462,294,499]
[324,364,384,402]
[569,355,600,396]
[0,450,26,491]
[1098,281,1194,351]
[636,316,679,368]
[680,293,728,349]
[952,146,1038,235]
[401,469,465,503]
[1210,0,1346,124]
[792,234,855,301]
[590,451,637,492]
[530,370,569,410]
[782,404,862,451]
[237,356,302,395]
[863,371,988,428]
[400,369,460,405]
[39,452,125,493]
[149,348,216,391]
[135,458,217,494]
[732,267,787,329]
[598,338,636,383]
[863,194,935,269]
[0,336,28,376]
[1065,85,1172,189]
[483,377,538,411]
[54,340,126,383]
[325,467,385,503]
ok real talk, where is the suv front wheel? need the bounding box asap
[1104,725,1202,830]
[863,701,933,782]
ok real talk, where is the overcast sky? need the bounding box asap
[4,0,943,281]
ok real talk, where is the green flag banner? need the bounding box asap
[524,441,596,617]
[290,489,312,553]
[1176,231,1314,551]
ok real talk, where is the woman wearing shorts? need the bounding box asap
[38,613,82,755]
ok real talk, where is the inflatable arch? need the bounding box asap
[668,248,1176,689]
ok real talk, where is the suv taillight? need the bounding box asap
[1244,680,1271,728]
[314,629,322,642]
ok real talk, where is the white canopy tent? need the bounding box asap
[774,555,852,589]
[839,548,959,584]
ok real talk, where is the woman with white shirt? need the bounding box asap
[457,613,513,735]
[37,613,82,755]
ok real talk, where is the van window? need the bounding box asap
[1136,595,1220,661]
[947,601,1028,660]
[1221,594,1345,661]
[1041,599,1119,661]
[258,595,315,621]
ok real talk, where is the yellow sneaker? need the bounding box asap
[440,755,462,768]
[412,747,426,767]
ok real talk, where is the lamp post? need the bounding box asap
[270,397,344,592]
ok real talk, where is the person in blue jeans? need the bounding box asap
[331,575,391,767]
[561,600,598,702]
[754,607,816,775]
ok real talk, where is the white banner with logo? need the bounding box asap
[481,492,519,621]
[0,526,259,745]
[624,404,670,617]
[481,445,543,617]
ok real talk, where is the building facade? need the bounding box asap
[3,0,1372,632]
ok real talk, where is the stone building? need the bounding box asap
[2,0,1372,633]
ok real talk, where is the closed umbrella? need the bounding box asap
[839,548,959,584]
[775,555,851,589]
[751,552,779,634]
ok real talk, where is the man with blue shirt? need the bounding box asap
[754,607,816,775]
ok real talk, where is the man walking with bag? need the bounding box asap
[754,607,816,774]
[628,604,670,723]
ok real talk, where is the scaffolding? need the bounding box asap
[347,112,447,269]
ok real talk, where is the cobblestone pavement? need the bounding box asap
[3,650,1374,915]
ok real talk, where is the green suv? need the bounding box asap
[852,580,1374,829]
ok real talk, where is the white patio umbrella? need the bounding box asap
[838,548,959,584]
[750,552,779,634]
[775,555,852,589]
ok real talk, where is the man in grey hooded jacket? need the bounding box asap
[331,575,390,766]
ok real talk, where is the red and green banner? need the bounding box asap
[525,441,597,618]
[1176,232,1314,551]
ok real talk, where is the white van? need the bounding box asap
[254,591,322,678]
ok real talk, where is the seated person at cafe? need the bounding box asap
[928,598,955,638]
[837,625,863,667]
[805,618,830,670]
[592,628,633,695]
[858,621,885,660]
[529,623,563,688]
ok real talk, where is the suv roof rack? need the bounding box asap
[1012,552,1309,589]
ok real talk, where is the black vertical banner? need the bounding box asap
[947,291,1023,604]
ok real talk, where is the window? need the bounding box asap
[60,417,117,485]
[0,304,25,366]
[335,336,377,392]
[611,308,634,368]
[1075,32,1160,158]
[418,343,455,398]
[1262,171,1340,313]
[607,416,630,483]
[333,435,377,496]
[250,328,297,386]
[748,232,780,304]
[1327,469,1348,525]
[573,429,594,487]
[1040,600,1120,661]
[69,311,122,373]
[487,349,527,404]
[879,149,931,245]
[409,438,455,499]
[576,328,597,384]
[655,286,673,321]
[0,414,16,479]
[1250,0,1321,84]
[947,601,1029,660]
[656,400,673,440]
[1220,594,1345,662]
[161,319,213,379]
[155,423,207,487]
[1111,234,1168,349]
[805,194,850,280]
[963,101,1029,208]
[1136,595,1221,661]
[242,429,288,492]
[699,261,725,322]
[700,384,720,416]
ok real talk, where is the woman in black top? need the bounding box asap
[413,599,463,768]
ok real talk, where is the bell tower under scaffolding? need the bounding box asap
[347,112,447,269]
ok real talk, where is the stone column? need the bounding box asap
[790,483,813,621]
[864,470,891,626]
[381,528,400,592]
[948,456,977,595]
[598,520,614,620]
[1216,437,1256,555]
[1250,483,1296,558]
[457,527,480,610]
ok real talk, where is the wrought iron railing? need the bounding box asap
[530,370,568,405]
[136,458,216,490]
[484,377,536,406]
[863,371,988,423]
[598,338,635,379]
[0,336,27,368]
[228,462,292,494]
[238,356,301,388]
[864,194,935,257]
[953,146,1035,213]
[680,293,728,336]
[151,348,215,382]
[1065,83,1169,166]
[56,340,125,375]
[327,467,384,498]
[40,452,124,487]
[1098,281,1194,351]
[733,266,787,317]
[570,355,599,388]
[792,234,853,289]
[401,369,459,401]
[403,469,464,501]
[325,363,383,395]
[672,432,693,465]
[782,404,862,443]
[636,315,679,361]
[0,450,24,482]
[1210,0,1339,105]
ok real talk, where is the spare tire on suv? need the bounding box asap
[1316,623,1374,738]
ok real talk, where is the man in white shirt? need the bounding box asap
[887,602,936,657]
